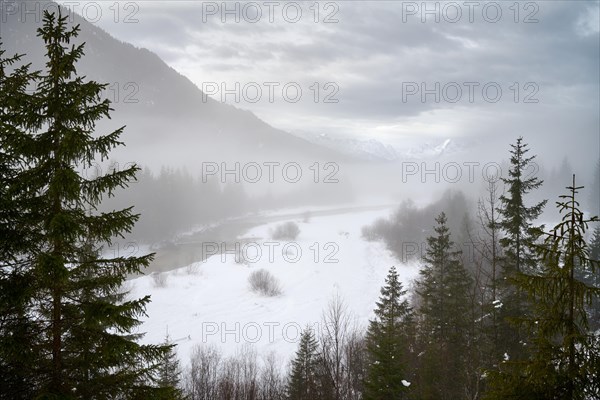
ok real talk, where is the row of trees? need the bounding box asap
[103,164,356,244]
[286,138,600,400]
[180,295,367,400]
[283,141,600,400]
[102,166,246,243]
[362,158,600,266]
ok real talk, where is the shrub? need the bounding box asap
[248,269,282,297]
[361,217,388,242]
[271,221,300,241]
[151,271,168,288]
[186,263,201,275]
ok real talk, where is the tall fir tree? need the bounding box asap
[496,137,547,362]
[498,136,547,274]
[287,327,324,400]
[415,212,473,400]
[1,11,179,399]
[364,266,413,400]
[486,176,600,400]
[0,44,44,400]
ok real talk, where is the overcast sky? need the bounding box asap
[57,0,599,167]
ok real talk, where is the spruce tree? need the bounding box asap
[496,136,547,362]
[157,333,183,395]
[364,266,413,400]
[591,225,600,262]
[582,224,600,330]
[486,176,600,399]
[0,44,43,400]
[415,212,473,400]
[1,11,178,398]
[287,327,323,400]
[498,136,547,274]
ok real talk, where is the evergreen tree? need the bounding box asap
[1,11,178,398]
[498,136,547,274]
[582,224,600,330]
[364,266,413,400]
[157,333,184,396]
[287,327,323,400]
[415,212,473,400]
[0,44,44,400]
[591,225,600,262]
[496,137,547,362]
[486,176,600,399]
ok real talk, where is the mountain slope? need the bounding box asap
[0,2,346,167]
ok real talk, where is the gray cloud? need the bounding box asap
[58,0,599,169]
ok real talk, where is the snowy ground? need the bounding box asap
[128,207,421,368]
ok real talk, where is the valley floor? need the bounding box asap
[128,205,421,367]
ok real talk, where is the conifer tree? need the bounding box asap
[1,11,178,398]
[0,44,43,400]
[364,266,413,400]
[486,176,600,400]
[591,225,600,262]
[582,224,600,330]
[157,333,183,395]
[498,136,547,274]
[496,137,547,362]
[287,327,323,400]
[415,212,473,400]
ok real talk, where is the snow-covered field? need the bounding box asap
[128,207,421,368]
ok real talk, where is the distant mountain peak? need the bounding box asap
[292,131,399,162]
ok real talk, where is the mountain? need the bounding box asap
[293,131,400,162]
[403,138,464,159]
[293,130,466,162]
[0,1,346,168]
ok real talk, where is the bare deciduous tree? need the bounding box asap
[320,294,354,400]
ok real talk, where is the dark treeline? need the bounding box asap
[101,165,355,244]
[101,166,239,243]
[536,158,600,220]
